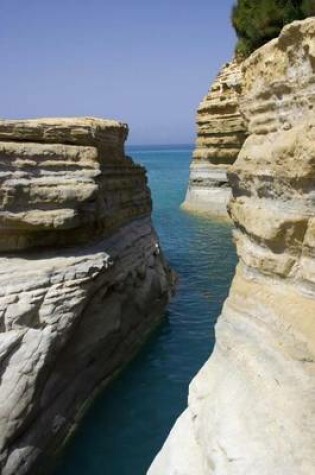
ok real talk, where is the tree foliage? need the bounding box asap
[232,0,315,57]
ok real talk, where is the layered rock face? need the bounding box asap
[182,60,247,217]
[0,118,173,474]
[149,19,315,475]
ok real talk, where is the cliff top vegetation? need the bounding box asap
[232,0,315,57]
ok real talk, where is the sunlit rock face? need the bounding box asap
[182,60,247,218]
[149,18,315,475]
[0,118,174,475]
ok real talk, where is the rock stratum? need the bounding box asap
[182,60,247,217]
[0,117,173,474]
[149,18,315,475]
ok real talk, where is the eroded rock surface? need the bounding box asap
[0,118,173,474]
[182,60,247,217]
[149,19,315,475]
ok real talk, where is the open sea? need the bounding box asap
[54,144,237,475]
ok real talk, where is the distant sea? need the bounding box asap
[54,144,237,475]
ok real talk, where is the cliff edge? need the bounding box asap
[0,118,173,474]
[149,18,315,475]
[182,60,247,217]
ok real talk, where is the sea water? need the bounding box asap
[54,145,237,475]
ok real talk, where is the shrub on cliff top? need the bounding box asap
[232,0,315,57]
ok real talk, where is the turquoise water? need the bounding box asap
[54,145,237,475]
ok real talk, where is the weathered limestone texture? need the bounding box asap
[182,60,247,217]
[0,118,173,475]
[149,18,315,475]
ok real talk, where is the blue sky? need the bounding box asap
[0,0,236,145]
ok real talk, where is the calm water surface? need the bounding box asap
[54,145,237,475]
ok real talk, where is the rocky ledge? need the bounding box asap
[182,60,247,217]
[149,18,315,475]
[0,117,173,474]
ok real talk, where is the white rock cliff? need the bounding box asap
[182,60,247,217]
[0,118,173,474]
[149,18,315,475]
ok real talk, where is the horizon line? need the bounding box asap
[126,143,194,147]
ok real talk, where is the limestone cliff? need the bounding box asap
[149,18,315,475]
[182,60,247,217]
[0,118,173,475]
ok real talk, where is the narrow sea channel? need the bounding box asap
[54,145,237,475]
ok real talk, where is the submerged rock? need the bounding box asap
[182,60,247,218]
[149,18,315,475]
[0,117,174,474]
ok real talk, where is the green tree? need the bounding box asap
[232,0,313,57]
[302,0,315,15]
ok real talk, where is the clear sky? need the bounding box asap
[0,0,236,145]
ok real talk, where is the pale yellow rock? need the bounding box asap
[149,18,315,475]
[0,117,128,148]
[182,60,248,217]
[0,119,150,251]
